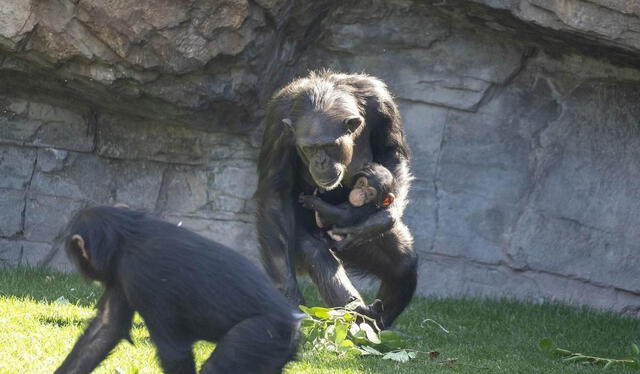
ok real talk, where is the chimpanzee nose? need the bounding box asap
[314,152,329,169]
[316,155,328,168]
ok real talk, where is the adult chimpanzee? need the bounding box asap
[256,71,417,327]
[55,206,300,374]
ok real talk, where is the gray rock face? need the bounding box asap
[472,0,640,54]
[1,0,639,315]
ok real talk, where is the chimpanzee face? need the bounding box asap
[283,90,364,191]
[348,177,378,207]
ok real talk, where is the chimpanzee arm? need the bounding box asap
[55,285,134,374]
[298,194,361,227]
[332,77,412,251]
[256,97,306,305]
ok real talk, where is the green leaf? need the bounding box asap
[379,330,407,350]
[632,343,640,356]
[351,329,368,345]
[382,350,412,363]
[334,322,348,345]
[349,322,360,336]
[603,361,614,369]
[360,323,381,344]
[338,339,355,350]
[310,307,332,319]
[299,305,313,316]
[324,324,335,340]
[304,326,322,343]
[300,318,315,328]
[343,312,355,322]
[329,309,348,318]
[539,338,554,354]
[359,345,383,356]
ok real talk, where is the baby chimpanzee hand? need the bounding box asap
[298,193,319,209]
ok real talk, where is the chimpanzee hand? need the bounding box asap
[298,193,320,209]
[354,299,385,330]
[331,210,394,252]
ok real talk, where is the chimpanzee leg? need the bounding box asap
[376,227,418,327]
[55,286,134,374]
[200,314,298,374]
[261,237,306,307]
[297,229,363,307]
[144,318,196,374]
[153,340,196,374]
[338,230,418,327]
[377,260,417,327]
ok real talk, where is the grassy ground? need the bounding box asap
[0,267,638,374]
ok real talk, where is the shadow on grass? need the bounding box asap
[0,266,100,307]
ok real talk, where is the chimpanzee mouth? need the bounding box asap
[312,167,344,191]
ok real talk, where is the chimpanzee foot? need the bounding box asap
[354,299,385,330]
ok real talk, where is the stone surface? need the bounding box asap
[472,0,640,54]
[0,96,95,152]
[23,195,84,243]
[0,189,24,238]
[0,145,37,189]
[0,239,58,268]
[1,0,639,315]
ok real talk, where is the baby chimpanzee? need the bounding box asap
[299,162,396,243]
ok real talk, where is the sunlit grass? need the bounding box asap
[0,267,637,373]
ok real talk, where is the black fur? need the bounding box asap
[256,71,417,327]
[354,162,396,209]
[55,206,299,374]
[301,162,396,228]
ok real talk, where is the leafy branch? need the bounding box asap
[299,303,437,362]
[539,338,640,369]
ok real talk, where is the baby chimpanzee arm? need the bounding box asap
[299,194,364,227]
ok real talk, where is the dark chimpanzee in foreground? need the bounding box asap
[298,162,415,327]
[257,70,417,328]
[299,162,397,242]
[55,206,300,374]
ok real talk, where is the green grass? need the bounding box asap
[0,267,638,373]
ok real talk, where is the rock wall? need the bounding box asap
[1,0,639,315]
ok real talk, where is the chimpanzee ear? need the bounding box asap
[345,116,363,133]
[281,118,294,131]
[382,193,395,208]
[71,234,90,260]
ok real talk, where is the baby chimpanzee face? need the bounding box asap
[348,163,396,209]
[348,177,378,207]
